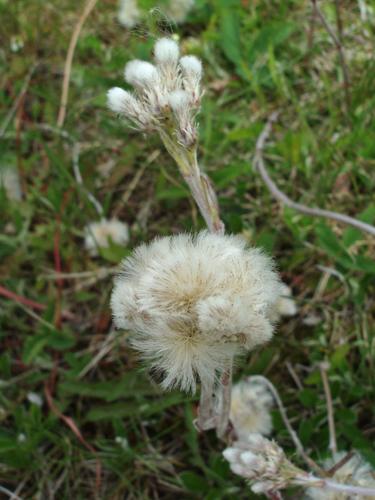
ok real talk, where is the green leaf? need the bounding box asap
[315,223,356,270]
[216,0,242,69]
[247,22,295,64]
[298,388,318,408]
[343,204,375,247]
[156,186,189,201]
[210,162,248,188]
[330,344,350,370]
[86,393,186,422]
[179,471,210,494]
[59,373,160,401]
[22,335,49,364]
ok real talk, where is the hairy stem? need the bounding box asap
[197,380,215,431]
[216,361,233,440]
[297,474,375,496]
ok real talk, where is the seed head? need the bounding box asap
[111,232,281,392]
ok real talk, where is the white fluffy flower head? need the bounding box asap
[107,37,203,147]
[84,218,129,257]
[111,232,281,393]
[230,377,274,440]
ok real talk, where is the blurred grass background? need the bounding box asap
[0,0,374,498]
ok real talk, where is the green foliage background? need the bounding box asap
[0,0,374,497]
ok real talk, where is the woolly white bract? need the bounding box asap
[111,232,281,393]
[84,218,129,256]
[107,37,202,147]
[230,378,274,440]
[223,433,299,494]
[306,452,375,500]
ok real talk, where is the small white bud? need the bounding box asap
[251,482,268,494]
[230,463,247,476]
[154,38,179,65]
[168,90,190,112]
[223,447,238,463]
[240,451,257,466]
[124,60,158,87]
[107,87,132,113]
[179,55,203,78]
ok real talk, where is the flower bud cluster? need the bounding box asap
[107,38,203,148]
[223,433,301,494]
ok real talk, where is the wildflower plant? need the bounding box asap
[106,36,375,497]
[107,37,284,436]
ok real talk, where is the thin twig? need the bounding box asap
[285,362,304,391]
[311,0,350,111]
[334,0,344,42]
[0,485,23,500]
[250,375,323,474]
[319,362,337,454]
[57,0,98,127]
[0,64,37,139]
[307,1,318,50]
[0,284,74,320]
[253,112,375,237]
[78,329,119,378]
[327,451,354,476]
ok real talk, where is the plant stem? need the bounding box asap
[297,474,375,496]
[250,375,323,474]
[197,380,215,431]
[253,112,375,236]
[319,362,337,454]
[216,361,233,440]
[159,131,227,435]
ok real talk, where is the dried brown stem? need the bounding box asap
[197,380,215,431]
[0,64,37,139]
[334,0,344,42]
[57,0,98,127]
[253,112,375,237]
[250,375,323,474]
[319,362,337,454]
[311,0,350,111]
